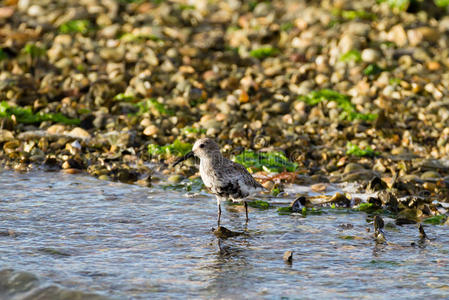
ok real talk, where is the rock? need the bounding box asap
[407,27,440,46]
[143,125,159,137]
[378,191,399,212]
[269,102,290,114]
[396,208,418,225]
[361,48,380,63]
[68,127,91,140]
[366,176,387,192]
[290,196,306,212]
[421,171,440,180]
[344,163,365,174]
[329,192,350,207]
[388,24,408,47]
[213,226,243,238]
[373,215,384,231]
[62,168,82,174]
[47,124,66,135]
[0,6,14,19]
[0,129,14,143]
[368,197,382,209]
[136,176,152,187]
[342,170,378,182]
[3,140,20,154]
[418,224,428,240]
[373,215,386,244]
[283,251,293,263]
[168,174,183,183]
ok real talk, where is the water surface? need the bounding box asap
[1,169,449,299]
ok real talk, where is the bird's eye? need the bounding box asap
[199,144,205,148]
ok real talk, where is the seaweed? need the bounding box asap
[247,200,270,209]
[346,142,379,157]
[298,89,377,121]
[354,202,374,211]
[277,206,293,214]
[181,126,206,135]
[59,20,92,34]
[363,63,383,76]
[389,77,401,86]
[340,10,376,20]
[435,0,449,7]
[22,43,46,58]
[280,22,294,31]
[0,48,8,61]
[148,139,192,157]
[113,93,136,102]
[0,102,80,125]
[233,150,298,173]
[340,50,362,63]
[162,177,204,192]
[423,215,447,225]
[136,98,174,116]
[250,47,279,59]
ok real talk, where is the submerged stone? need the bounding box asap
[366,176,388,192]
[283,251,293,263]
[213,226,243,239]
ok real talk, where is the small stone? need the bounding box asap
[213,226,243,238]
[283,251,293,263]
[344,163,365,174]
[0,129,14,142]
[366,176,387,192]
[407,27,440,46]
[0,6,14,18]
[329,192,350,207]
[427,61,441,71]
[418,224,428,240]
[168,174,183,183]
[270,102,290,114]
[373,215,384,231]
[47,124,66,135]
[63,168,81,174]
[378,191,399,212]
[361,48,380,63]
[143,125,159,137]
[396,208,418,225]
[421,171,440,180]
[68,127,91,140]
[290,196,306,212]
[27,4,43,16]
[98,175,110,181]
[388,24,408,47]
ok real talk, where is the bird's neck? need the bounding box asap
[200,153,225,168]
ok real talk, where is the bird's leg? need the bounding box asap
[217,198,221,227]
[244,201,249,223]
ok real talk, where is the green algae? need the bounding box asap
[233,150,297,173]
[346,142,379,157]
[0,102,80,125]
[148,139,192,158]
[298,89,378,121]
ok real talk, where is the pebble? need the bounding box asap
[361,49,380,63]
[283,251,293,263]
[68,127,91,140]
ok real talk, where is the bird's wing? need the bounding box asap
[229,161,265,190]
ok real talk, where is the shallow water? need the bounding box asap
[1,169,449,299]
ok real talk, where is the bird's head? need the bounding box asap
[172,138,221,167]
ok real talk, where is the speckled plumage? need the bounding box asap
[173,138,264,226]
[200,153,264,201]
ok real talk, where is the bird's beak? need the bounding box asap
[172,151,195,167]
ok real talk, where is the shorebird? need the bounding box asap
[173,138,265,226]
